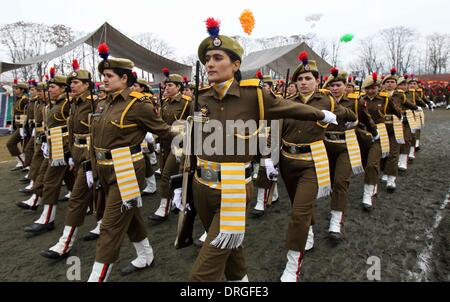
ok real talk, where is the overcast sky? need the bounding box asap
[1,0,449,69]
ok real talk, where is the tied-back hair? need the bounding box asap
[113,68,137,87]
[224,50,242,82]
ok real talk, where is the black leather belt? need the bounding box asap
[35,123,43,128]
[325,132,346,141]
[282,144,311,155]
[197,165,253,182]
[95,145,142,160]
[75,138,88,145]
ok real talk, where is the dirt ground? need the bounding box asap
[0,109,449,282]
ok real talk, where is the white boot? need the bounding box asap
[150,152,157,165]
[88,262,113,282]
[90,220,102,235]
[22,194,39,207]
[387,176,396,191]
[280,250,304,282]
[328,211,343,234]
[49,226,78,255]
[14,155,24,168]
[34,205,57,224]
[409,147,416,159]
[447,104,450,110]
[398,154,408,171]
[272,184,279,202]
[154,168,161,176]
[131,238,154,268]
[362,185,375,208]
[199,231,207,243]
[252,163,259,179]
[415,140,420,149]
[381,174,388,183]
[154,198,170,218]
[305,226,314,251]
[143,175,157,194]
[65,191,71,200]
[254,188,266,211]
[25,180,34,190]
[229,275,249,282]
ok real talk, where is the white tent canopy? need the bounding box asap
[241,42,332,80]
[0,22,192,83]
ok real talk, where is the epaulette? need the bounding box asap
[318,89,333,97]
[347,93,360,100]
[397,89,405,93]
[379,92,389,97]
[409,89,415,92]
[286,93,299,100]
[360,92,367,96]
[130,91,148,103]
[240,79,263,88]
[199,85,211,92]
[417,88,423,92]
[181,95,192,102]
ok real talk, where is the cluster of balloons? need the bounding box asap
[239,9,255,35]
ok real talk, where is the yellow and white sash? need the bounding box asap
[376,123,390,158]
[345,130,364,175]
[111,147,142,209]
[210,163,247,249]
[393,116,405,144]
[310,141,332,199]
[417,111,425,128]
[406,110,419,133]
[49,126,66,166]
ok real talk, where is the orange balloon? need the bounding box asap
[239,9,255,35]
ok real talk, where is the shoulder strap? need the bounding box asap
[240,79,261,87]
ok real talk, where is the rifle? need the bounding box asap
[172,61,200,249]
[283,69,290,98]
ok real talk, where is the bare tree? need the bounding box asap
[330,38,341,67]
[357,36,383,74]
[380,26,417,74]
[181,54,208,85]
[314,39,330,62]
[133,33,176,59]
[426,33,450,74]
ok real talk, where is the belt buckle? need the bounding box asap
[96,152,106,160]
[331,134,337,140]
[201,168,218,182]
[290,146,297,154]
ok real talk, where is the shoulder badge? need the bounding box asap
[379,92,389,97]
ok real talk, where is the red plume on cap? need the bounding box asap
[132,71,138,78]
[206,17,221,37]
[98,43,110,60]
[45,74,49,81]
[348,76,353,82]
[390,68,397,76]
[278,79,285,86]
[324,75,329,82]
[298,51,309,66]
[404,74,409,79]
[330,67,339,78]
[411,73,415,79]
[50,67,56,79]
[13,79,18,84]
[372,72,378,82]
[255,70,263,80]
[183,75,189,83]
[381,75,385,80]
[72,59,80,71]
[162,68,170,77]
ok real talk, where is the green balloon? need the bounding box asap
[340,34,355,43]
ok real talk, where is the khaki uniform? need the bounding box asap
[409,89,427,148]
[159,93,191,200]
[23,96,38,167]
[189,81,326,281]
[28,98,47,182]
[400,90,421,155]
[64,91,96,227]
[324,98,358,215]
[7,94,29,157]
[41,94,75,206]
[90,88,173,264]
[360,93,401,185]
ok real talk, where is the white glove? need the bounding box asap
[321,110,338,125]
[32,128,36,137]
[172,188,183,211]
[41,142,49,159]
[68,158,75,169]
[372,133,380,142]
[19,128,26,139]
[145,132,154,144]
[345,120,359,129]
[85,171,94,189]
[264,158,278,181]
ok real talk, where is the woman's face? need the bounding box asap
[366,85,380,97]
[70,79,89,96]
[287,84,297,95]
[205,49,240,83]
[48,84,65,99]
[183,87,194,97]
[329,81,346,99]
[345,85,354,94]
[296,72,319,95]
[165,82,181,97]
[131,83,144,93]
[102,69,127,93]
